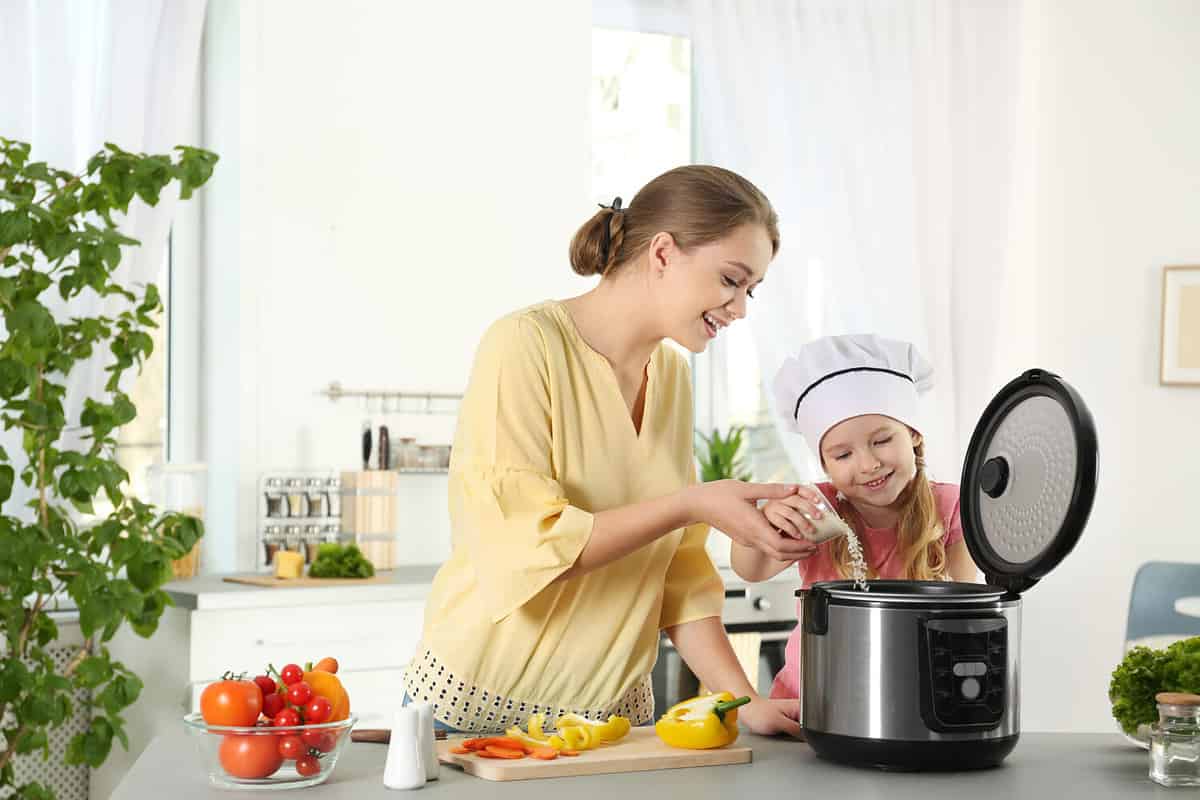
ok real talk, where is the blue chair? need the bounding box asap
[1124,561,1200,648]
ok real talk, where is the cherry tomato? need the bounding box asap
[253,675,277,697]
[272,708,301,728]
[287,681,313,707]
[219,734,284,779]
[262,692,285,719]
[301,729,336,752]
[280,664,304,686]
[304,696,332,725]
[295,755,320,777]
[200,680,262,727]
[277,734,305,760]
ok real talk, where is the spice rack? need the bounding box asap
[257,470,344,572]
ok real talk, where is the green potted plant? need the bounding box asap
[0,137,216,798]
[695,425,753,482]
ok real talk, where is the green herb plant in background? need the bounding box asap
[307,543,377,579]
[0,138,216,799]
[695,425,753,482]
[1110,636,1200,736]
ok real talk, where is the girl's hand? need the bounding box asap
[687,481,818,562]
[762,485,827,543]
[737,695,802,738]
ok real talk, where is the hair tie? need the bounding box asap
[598,196,624,267]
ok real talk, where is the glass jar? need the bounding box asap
[396,437,417,469]
[1149,692,1200,787]
[146,463,207,578]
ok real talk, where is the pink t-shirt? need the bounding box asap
[768,481,965,699]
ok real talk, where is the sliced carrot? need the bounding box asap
[476,750,503,759]
[560,749,580,756]
[449,746,471,755]
[462,738,489,751]
[530,747,559,760]
[483,745,526,759]
[482,737,531,752]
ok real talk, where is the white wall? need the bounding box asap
[200,0,593,572]
[997,0,1200,732]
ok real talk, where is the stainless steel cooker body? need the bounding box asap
[800,582,1021,770]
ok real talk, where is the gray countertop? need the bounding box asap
[163,564,442,610]
[113,730,1170,799]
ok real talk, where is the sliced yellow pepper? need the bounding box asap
[555,713,632,743]
[654,692,750,750]
[505,727,554,750]
[560,725,596,751]
[527,713,551,742]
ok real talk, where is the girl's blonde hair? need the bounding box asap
[568,165,780,277]
[827,442,949,582]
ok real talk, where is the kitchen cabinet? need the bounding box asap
[92,567,436,800]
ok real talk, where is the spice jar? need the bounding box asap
[1149,692,1200,787]
[262,527,283,567]
[307,479,326,515]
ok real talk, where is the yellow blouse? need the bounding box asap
[404,301,723,732]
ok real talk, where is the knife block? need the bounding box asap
[339,470,398,570]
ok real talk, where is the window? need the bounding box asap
[112,239,171,501]
[591,27,691,208]
[590,22,802,484]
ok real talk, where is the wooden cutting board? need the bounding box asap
[436,728,751,781]
[221,572,393,588]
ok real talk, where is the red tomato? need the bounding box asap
[277,734,304,760]
[219,734,284,779]
[262,692,285,719]
[280,664,304,686]
[272,708,301,728]
[295,755,320,777]
[287,681,313,707]
[253,675,277,697]
[304,696,332,725]
[200,680,262,727]
[301,729,336,752]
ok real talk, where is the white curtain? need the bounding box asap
[691,0,1024,482]
[0,0,208,519]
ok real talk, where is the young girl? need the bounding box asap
[729,334,979,699]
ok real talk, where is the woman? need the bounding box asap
[403,166,805,737]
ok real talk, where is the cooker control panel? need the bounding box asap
[917,617,1007,733]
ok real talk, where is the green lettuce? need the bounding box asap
[1110,636,1200,735]
[307,543,376,579]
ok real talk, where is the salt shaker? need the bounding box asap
[410,702,440,781]
[383,707,426,790]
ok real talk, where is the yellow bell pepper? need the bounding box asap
[654,692,750,750]
[559,724,596,751]
[526,713,551,742]
[555,713,632,743]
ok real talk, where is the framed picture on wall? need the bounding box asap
[1160,265,1200,385]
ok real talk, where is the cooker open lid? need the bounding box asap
[959,369,1098,595]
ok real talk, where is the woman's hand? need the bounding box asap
[738,695,802,738]
[687,480,817,562]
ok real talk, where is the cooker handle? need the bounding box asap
[800,587,829,635]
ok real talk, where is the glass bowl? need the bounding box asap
[182,712,357,790]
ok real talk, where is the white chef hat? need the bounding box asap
[772,334,934,460]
